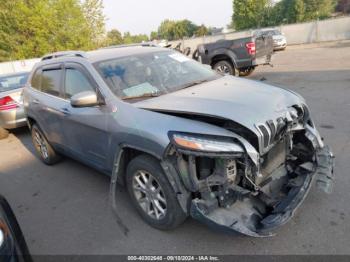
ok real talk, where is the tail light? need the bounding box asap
[0,96,18,111]
[246,42,256,56]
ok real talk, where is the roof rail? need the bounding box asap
[41,51,87,61]
[100,42,160,50]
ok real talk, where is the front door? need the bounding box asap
[59,63,110,170]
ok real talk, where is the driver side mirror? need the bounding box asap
[70,91,101,108]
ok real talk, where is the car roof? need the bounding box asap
[36,46,171,69]
[86,46,169,63]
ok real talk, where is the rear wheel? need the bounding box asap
[126,155,187,230]
[0,127,9,140]
[31,124,60,165]
[213,60,235,76]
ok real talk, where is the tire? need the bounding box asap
[192,49,199,61]
[213,60,235,76]
[0,127,9,140]
[31,124,60,165]
[126,155,187,230]
[239,67,255,77]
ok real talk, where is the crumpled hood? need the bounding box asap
[135,76,304,134]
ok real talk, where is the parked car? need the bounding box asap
[195,33,274,77]
[0,72,29,139]
[23,47,334,237]
[255,29,287,51]
[0,195,32,262]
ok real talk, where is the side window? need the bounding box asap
[31,70,41,90]
[41,69,62,97]
[64,68,95,99]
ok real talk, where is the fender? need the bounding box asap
[208,48,238,68]
[110,143,190,214]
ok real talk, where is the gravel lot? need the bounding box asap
[0,40,349,255]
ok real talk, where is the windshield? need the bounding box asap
[0,72,29,92]
[267,30,280,36]
[94,50,219,100]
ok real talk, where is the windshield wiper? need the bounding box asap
[178,78,214,90]
[122,91,162,100]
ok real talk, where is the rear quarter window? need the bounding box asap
[31,70,41,90]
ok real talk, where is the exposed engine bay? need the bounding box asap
[162,105,335,237]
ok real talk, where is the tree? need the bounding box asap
[303,0,335,20]
[195,25,209,37]
[0,0,106,62]
[158,19,176,40]
[106,29,123,46]
[232,0,270,30]
[277,0,306,24]
[122,32,149,44]
[157,19,203,40]
[82,0,106,48]
[336,0,350,13]
[150,31,159,40]
[0,0,19,61]
[231,0,335,30]
[174,20,198,38]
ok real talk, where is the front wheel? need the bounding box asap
[213,60,235,76]
[126,155,187,230]
[31,124,60,165]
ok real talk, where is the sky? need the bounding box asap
[102,0,233,35]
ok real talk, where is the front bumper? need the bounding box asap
[0,106,27,129]
[190,145,334,237]
[273,41,287,50]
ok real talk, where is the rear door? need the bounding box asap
[27,64,67,148]
[59,63,109,170]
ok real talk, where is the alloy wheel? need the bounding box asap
[33,130,49,159]
[216,65,231,74]
[132,170,167,220]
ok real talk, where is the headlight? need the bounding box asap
[171,133,244,153]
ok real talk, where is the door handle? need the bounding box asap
[59,108,71,116]
[33,99,40,104]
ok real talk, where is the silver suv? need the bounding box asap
[23,46,334,237]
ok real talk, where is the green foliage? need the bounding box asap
[82,0,106,47]
[0,0,106,62]
[157,19,210,40]
[122,32,149,44]
[158,19,176,40]
[232,0,336,30]
[104,30,150,46]
[233,0,270,30]
[303,0,336,20]
[106,29,123,46]
[195,25,209,37]
[150,31,159,40]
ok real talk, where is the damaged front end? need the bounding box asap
[163,106,335,237]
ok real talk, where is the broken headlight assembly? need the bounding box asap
[170,132,244,153]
